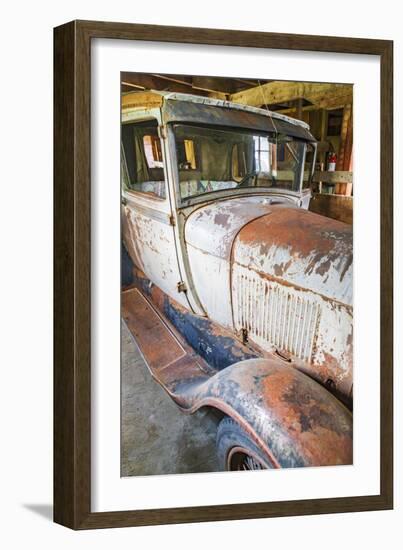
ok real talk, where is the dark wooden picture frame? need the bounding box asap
[54,20,393,530]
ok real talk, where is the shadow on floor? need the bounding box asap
[23,504,53,522]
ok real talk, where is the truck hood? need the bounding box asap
[185,196,285,260]
[235,207,352,306]
[185,198,352,306]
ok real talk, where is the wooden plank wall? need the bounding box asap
[309,194,353,225]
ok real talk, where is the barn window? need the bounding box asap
[143,135,163,168]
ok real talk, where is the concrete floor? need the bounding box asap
[121,321,220,477]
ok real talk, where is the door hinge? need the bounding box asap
[158,125,167,140]
[169,214,176,226]
[177,281,187,293]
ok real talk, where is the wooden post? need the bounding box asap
[319,109,328,194]
[336,104,352,195]
[343,106,353,196]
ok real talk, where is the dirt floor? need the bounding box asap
[121,321,220,477]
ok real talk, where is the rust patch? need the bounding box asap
[261,369,352,465]
[122,288,186,372]
[122,287,212,391]
[238,207,352,282]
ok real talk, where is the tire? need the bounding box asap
[216,417,274,471]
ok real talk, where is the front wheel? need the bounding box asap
[216,417,274,471]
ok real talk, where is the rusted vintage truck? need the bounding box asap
[121,90,353,471]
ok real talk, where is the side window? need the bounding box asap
[121,120,166,199]
[143,135,163,168]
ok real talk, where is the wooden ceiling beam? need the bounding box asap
[192,76,234,94]
[235,78,271,87]
[150,74,225,97]
[121,73,247,99]
[121,73,213,96]
[274,92,353,114]
[230,81,352,107]
[121,72,165,91]
[152,73,193,86]
[303,90,353,109]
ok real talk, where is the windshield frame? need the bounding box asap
[168,122,316,208]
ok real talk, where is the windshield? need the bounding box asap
[173,124,307,201]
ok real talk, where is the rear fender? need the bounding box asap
[174,358,353,468]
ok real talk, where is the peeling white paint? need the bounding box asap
[126,208,189,308]
[185,197,297,259]
[232,264,352,379]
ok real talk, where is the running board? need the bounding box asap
[122,288,213,397]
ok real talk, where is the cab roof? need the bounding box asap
[121,90,315,141]
[122,90,310,130]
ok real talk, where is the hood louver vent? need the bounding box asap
[232,265,321,363]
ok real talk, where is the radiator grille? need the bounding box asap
[233,265,320,363]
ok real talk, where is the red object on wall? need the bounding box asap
[328,152,337,171]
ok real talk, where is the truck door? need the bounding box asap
[121,119,188,309]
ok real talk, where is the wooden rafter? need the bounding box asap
[230,81,352,110]
[275,94,352,114]
[121,73,273,99]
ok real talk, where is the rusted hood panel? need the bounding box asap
[234,207,353,306]
[185,196,290,259]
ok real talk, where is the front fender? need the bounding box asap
[174,358,353,468]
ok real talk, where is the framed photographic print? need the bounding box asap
[54,20,393,529]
